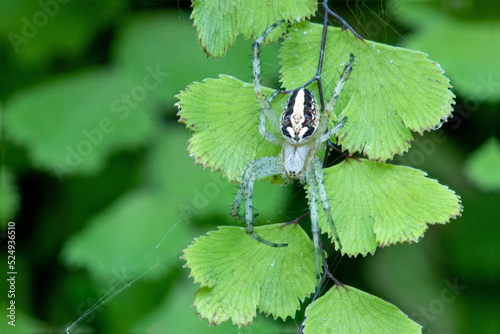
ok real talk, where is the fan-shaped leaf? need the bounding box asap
[280,21,455,161]
[182,224,316,326]
[191,0,317,58]
[303,285,421,333]
[389,0,500,102]
[312,159,462,256]
[177,75,286,182]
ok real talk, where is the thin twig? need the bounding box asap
[281,0,364,111]
[299,237,344,334]
[323,0,365,41]
[281,211,310,228]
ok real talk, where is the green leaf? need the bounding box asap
[182,224,316,326]
[4,70,156,176]
[390,0,500,102]
[303,285,422,334]
[144,126,291,220]
[62,189,192,282]
[364,243,459,333]
[177,75,286,182]
[133,282,287,334]
[0,167,20,230]
[112,13,261,111]
[448,193,500,282]
[8,12,264,178]
[0,301,47,333]
[313,159,462,256]
[280,21,455,162]
[191,0,317,58]
[1,0,124,67]
[465,137,500,193]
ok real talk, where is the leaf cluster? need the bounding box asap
[177,0,463,332]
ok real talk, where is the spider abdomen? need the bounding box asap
[281,142,314,179]
[281,88,319,144]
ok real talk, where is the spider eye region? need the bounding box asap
[281,88,319,143]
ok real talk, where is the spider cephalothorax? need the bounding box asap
[231,20,354,285]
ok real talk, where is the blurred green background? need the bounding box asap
[1,0,499,333]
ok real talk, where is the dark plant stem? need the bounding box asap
[281,211,310,228]
[299,236,345,334]
[283,5,359,332]
[282,0,363,111]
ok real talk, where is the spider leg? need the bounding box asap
[253,20,286,143]
[311,157,342,250]
[268,88,282,103]
[230,157,288,247]
[259,113,283,146]
[259,88,284,145]
[315,116,347,150]
[305,162,323,287]
[316,53,355,137]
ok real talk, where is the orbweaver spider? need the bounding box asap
[230,20,354,283]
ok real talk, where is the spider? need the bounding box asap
[230,20,354,284]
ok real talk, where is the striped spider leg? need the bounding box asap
[230,20,354,285]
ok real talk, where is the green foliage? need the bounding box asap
[448,194,500,282]
[315,159,462,256]
[178,2,462,332]
[179,21,456,176]
[191,0,317,58]
[0,167,19,229]
[281,22,455,162]
[0,1,124,67]
[4,13,271,177]
[144,127,291,218]
[61,121,292,286]
[62,189,192,282]
[390,0,500,102]
[177,76,285,183]
[112,14,248,109]
[4,1,496,333]
[0,301,46,333]
[303,285,422,333]
[133,282,284,333]
[5,71,156,175]
[465,137,500,192]
[182,224,316,326]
